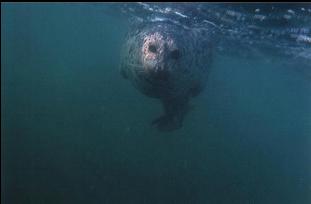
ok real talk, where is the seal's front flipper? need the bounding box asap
[151,96,190,132]
[151,115,182,132]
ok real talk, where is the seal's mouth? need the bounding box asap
[150,66,170,81]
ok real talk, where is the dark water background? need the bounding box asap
[2,3,311,204]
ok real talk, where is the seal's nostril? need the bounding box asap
[155,65,164,72]
[171,49,180,59]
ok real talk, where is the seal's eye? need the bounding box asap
[148,45,157,53]
[171,49,180,59]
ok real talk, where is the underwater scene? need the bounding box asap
[1,3,311,204]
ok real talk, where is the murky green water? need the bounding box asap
[2,3,311,204]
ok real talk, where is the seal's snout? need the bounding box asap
[152,67,170,81]
[155,65,165,72]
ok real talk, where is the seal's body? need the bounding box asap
[120,21,214,131]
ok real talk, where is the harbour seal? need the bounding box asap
[120,21,214,132]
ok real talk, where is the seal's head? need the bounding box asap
[121,22,213,98]
[141,31,181,82]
